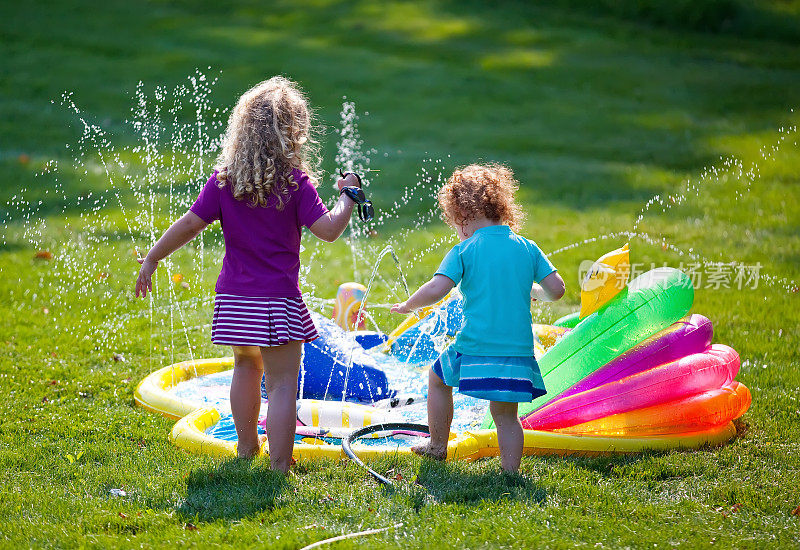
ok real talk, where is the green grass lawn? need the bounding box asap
[2,0,800,547]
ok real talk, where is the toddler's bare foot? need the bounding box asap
[237,434,267,459]
[412,442,447,461]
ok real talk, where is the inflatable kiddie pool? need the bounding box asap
[135,257,751,461]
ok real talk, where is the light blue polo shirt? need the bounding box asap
[435,225,556,357]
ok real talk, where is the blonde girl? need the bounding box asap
[392,164,565,472]
[135,76,362,472]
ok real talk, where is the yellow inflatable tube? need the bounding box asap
[134,357,234,420]
[136,358,739,460]
[454,422,736,460]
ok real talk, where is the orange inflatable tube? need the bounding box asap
[555,382,751,437]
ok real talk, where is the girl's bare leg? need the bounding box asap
[260,341,302,473]
[230,345,267,458]
[490,401,523,472]
[413,367,452,460]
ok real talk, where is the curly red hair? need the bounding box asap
[437,163,525,232]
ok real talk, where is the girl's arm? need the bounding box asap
[531,271,566,302]
[307,173,359,242]
[135,211,208,298]
[391,275,455,315]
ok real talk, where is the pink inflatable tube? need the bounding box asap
[557,314,713,400]
[522,344,739,431]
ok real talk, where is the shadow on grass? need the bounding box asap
[547,433,747,481]
[732,418,750,440]
[414,459,547,505]
[177,458,289,522]
[553,452,651,478]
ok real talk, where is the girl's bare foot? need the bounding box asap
[411,442,447,461]
[237,434,267,459]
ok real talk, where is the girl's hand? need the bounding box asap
[336,172,361,192]
[132,212,208,298]
[390,302,412,315]
[135,257,158,298]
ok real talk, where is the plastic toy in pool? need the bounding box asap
[135,257,750,461]
[253,399,425,444]
[331,282,367,330]
[259,312,391,403]
[262,399,394,440]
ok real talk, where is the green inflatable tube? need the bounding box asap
[483,268,694,428]
[553,311,581,328]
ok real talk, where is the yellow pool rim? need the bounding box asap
[136,358,741,460]
[134,357,234,420]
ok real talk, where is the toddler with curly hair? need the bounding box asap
[135,76,363,471]
[392,163,566,472]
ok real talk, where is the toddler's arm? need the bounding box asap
[135,211,208,298]
[531,271,566,302]
[307,173,360,242]
[391,275,455,315]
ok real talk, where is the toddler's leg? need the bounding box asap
[260,341,302,473]
[413,367,452,461]
[231,345,267,459]
[490,401,523,472]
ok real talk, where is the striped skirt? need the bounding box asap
[211,294,319,347]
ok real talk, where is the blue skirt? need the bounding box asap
[431,346,546,403]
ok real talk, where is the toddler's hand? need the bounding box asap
[135,257,158,298]
[390,302,412,315]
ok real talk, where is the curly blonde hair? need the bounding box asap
[215,76,320,210]
[438,163,526,231]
